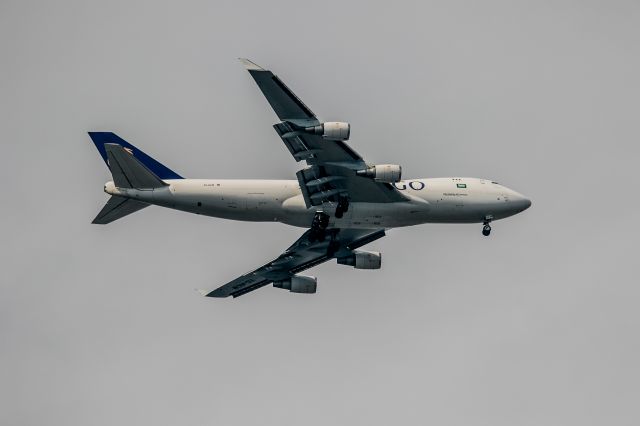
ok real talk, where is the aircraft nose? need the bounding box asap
[513,192,532,212]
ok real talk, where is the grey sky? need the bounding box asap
[2,1,639,425]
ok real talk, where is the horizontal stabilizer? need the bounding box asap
[92,196,149,224]
[106,143,167,189]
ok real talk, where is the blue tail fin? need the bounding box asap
[88,132,183,180]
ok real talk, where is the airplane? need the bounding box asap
[89,58,531,298]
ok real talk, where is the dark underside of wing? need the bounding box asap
[203,228,385,298]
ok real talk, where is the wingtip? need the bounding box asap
[238,58,264,71]
[196,288,211,297]
[196,288,229,298]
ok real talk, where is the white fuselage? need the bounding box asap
[104,177,531,229]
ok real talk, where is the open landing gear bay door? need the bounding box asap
[200,228,385,298]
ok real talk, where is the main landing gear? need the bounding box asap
[335,196,349,219]
[482,216,493,237]
[309,212,330,242]
[308,197,349,243]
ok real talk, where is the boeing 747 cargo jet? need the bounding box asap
[89,59,531,298]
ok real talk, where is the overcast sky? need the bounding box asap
[2,1,639,425]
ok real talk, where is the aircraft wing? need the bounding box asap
[201,227,385,298]
[241,59,407,207]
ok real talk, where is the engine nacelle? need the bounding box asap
[337,250,382,270]
[273,275,317,294]
[356,164,402,183]
[305,122,350,140]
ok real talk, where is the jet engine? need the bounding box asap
[304,122,350,140]
[356,164,402,183]
[273,275,317,294]
[337,250,382,269]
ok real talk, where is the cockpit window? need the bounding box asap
[491,181,499,184]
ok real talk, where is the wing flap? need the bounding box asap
[273,121,364,165]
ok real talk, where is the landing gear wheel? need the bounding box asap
[482,224,491,236]
[335,196,349,219]
[309,212,330,242]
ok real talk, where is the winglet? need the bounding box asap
[238,58,264,71]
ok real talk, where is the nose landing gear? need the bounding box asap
[482,216,493,237]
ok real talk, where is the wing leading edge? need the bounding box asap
[202,228,385,298]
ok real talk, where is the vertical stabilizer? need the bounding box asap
[88,132,183,180]
[105,144,167,189]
